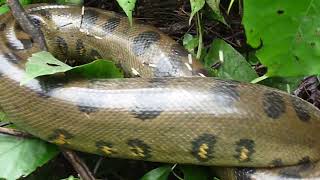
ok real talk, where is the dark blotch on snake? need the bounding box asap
[170,43,189,57]
[131,110,162,120]
[96,141,116,155]
[262,91,285,119]
[76,39,86,56]
[297,156,313,172]
[90,49,103,59]
[291,97,311,122]
[6,39,33,50]
[2,53,20,64]
[35,9,52,19]
[0,23,6,31]
[102,17,121,33]
[56,36,68,56]
[234,139,255,162]
[132,31,161,56]
[127,139,152,159]
[271,158,284,167]
[48,128,73,142]
[78,105,99,114]
[211,82,240,106]
[191,134,216,162]
[37,76,69,98]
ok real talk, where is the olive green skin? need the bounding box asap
[0,5,320,179]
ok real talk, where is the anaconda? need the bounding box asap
[0,4,320,179]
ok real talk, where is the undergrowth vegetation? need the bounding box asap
[0,0,319,179]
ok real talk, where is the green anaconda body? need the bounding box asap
[0,4,320,179]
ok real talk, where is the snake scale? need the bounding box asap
[0,4,320,179]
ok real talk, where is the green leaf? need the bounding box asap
[180,165,209,180]
[205,0,227,25]
[204,39,258,82]
[0,4,9,14]
[22,51,124,85]
[0,134,59,180]
[116,0,136,26]
[259,76,303,93]
[243,0,320,77]
[141,165,171,180]
[189,0,205,25]
[21,51,72,85]
[183,33,199,53]
[68,59,124,79]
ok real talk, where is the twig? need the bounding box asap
[0,126,33,138]
[93,157,104,175]
[62,149,96,180]
[7,0,47,50]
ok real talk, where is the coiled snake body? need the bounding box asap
[0,5,320,179]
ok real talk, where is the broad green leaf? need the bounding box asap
[204,39,258,82]
[189,0,205,25]
[68,59,124,78]
[116,0,136,26]
[0,134,59,180]
[183,33,199,53]
[260,76,303,93]
[141,165,171,180]
[243,0,320,77]
[180,165,209,180]
[22,51,124,84]
[21,51,72,85]
[205,0,227,25]
[0,4,9,14]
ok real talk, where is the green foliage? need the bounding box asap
[205,0,227,25]
[141,165,171,180]
[205,39,258,82]
[141,165,210,180]
[116,0,136,26]
[189,0,205,25]
[0,134,59,180]
[260,76,303,93]
[68,60,124,79]
[180,165,209,180]
[243,0,320,77]
[22,51,123,84]
[183,33,199,54]
[21,51,73,85]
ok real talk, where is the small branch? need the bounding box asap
[7,0,47,50]
[62,149,96,180]
[0,126,33,138]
